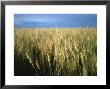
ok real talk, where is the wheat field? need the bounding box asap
[14,28,97,76]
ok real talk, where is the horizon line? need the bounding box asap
[14,27,97,29]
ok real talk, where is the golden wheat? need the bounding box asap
[14,28,97,76]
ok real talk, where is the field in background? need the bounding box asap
[14,28,97,76]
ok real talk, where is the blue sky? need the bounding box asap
[14,14,97,28]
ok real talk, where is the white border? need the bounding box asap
[5,5,106,85]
